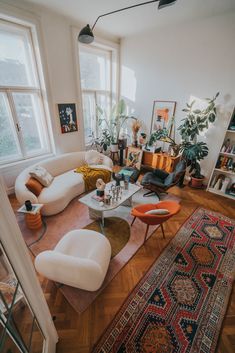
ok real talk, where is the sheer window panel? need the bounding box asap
[0,21,38,88]
[12,92,48,157]
[0,92,21,162]
[79,48,111,91]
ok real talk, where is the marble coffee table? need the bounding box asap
[79,181,141,228]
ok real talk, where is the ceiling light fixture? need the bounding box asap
[78,0,177,44]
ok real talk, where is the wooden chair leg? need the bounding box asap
[144,224,150,242]
[131,216,136,226]
[160,223,165,239]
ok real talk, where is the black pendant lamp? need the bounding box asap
[78,0,178,44]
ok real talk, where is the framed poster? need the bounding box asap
[150,100,176,134]
[126,147,143,170]
[58,103,78,134]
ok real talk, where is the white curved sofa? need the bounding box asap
[15,150,113,216]
[35,229,111,291]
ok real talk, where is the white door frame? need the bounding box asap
[0,176,58,353]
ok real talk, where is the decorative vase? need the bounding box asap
[132,132,138,147]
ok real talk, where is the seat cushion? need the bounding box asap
[38,170,85,215]
[141,172,164,187]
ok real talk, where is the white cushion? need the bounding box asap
[38,170,85,215]
[34,229,111,291]
[85,150,103,165]
[29,166,54,186]
[145,208,170,215]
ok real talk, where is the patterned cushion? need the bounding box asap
[29,166,54,187]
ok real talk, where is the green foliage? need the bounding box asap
[148,128,169,146]
[178,92,219,177]
[96,99,136,145]
[178,92,219,142]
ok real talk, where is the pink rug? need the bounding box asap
[16,191,180,314]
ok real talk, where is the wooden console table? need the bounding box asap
[126,147,180,173]
[142,150,180,173]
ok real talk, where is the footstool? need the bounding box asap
[35,229,111,291]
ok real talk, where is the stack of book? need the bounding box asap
[216,156,235,172]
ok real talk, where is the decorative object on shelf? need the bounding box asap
[78,1,178,44]
[126,147,143,170]
[221,177,231,193]
[228,109,235,130]
[96,178,106,197]
[96,99,137,152]
[227,183,235,196]
[208,106,235,200]
[58,103,78,134]
[131,119,142,147]
[178,92,219,188]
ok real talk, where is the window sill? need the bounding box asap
[0,152,55,171]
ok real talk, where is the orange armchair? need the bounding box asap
[131,201,181,243]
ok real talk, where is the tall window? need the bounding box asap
[79,44,117,145]
[0,20,51,165]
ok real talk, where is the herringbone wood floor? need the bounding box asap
[10,186,235,353]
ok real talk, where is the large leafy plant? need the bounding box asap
[178,92,219,178]
[96,99,136,145]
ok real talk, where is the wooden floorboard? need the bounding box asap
[9,185,235,353]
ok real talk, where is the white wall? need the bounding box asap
[120,12,235,179]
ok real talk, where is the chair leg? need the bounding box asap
[144,224,150,242]
[131,216,136,226]
[160,224,165,239]
[143,190,160,201]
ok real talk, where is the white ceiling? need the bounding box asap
[27,0,235,38]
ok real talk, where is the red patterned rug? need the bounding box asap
[92,208,235,353]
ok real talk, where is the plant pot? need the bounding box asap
[110,143,119,152]
[190,176,205,188]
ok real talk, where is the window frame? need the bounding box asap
[78,39,119,146]
[0,18,52,166]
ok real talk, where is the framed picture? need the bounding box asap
[58,103,78,134]
[126,147,143,170]
[150,100,176,134]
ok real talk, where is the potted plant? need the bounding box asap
[96,99,137,152]
[148,127,180,156]
[178,92,219,188]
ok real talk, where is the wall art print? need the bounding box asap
[58,103,78,134]
[150,100,176,134]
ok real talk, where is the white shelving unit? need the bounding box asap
[207,108,235,200]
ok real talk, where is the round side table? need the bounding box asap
[17,204,44,230]
[25,212,42,230]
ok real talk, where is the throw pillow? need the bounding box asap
[85,150,101,165]
[25,177,44,196]
[145,209,170,215]
[29,166,54,187]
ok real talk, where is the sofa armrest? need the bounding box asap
[15,176,38,205]
[102,154,113,170]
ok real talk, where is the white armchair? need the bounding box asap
[34,229,111,291]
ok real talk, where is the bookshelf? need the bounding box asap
[207,108,235,200]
